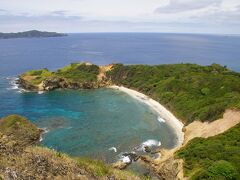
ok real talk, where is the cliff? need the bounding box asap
[0,115,140,179]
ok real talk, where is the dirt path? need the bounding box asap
[97,64,113,82]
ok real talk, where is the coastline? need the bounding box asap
[109,85,184,147]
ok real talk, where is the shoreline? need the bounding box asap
[109,85,184,147]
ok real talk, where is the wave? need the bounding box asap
[6,77,19,90]
[120,155,131,163]
[135,139,161,152]
[38,91,44,94]
[6,76,29,93]
[157,116,166,123]
[39,128,49,142]
[109,147,117,153]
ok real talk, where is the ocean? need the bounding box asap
[0,33,240,164]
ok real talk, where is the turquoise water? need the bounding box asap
[0,77,176,162]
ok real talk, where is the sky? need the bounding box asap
[0,0,240,34]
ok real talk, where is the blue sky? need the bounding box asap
[0,0,240,34]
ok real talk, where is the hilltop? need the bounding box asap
[0,30,67,39]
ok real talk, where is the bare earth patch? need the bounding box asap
[183,109,240,145]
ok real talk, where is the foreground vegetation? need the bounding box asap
[107,63,240,124]
[176,123,240,179]
[0,115,140,179]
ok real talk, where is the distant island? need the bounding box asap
[0,30,67,39]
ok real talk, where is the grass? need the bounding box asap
[0,115,41,145]
[76,157,110,177]
[176,123,240,179]
[21,63,100,85]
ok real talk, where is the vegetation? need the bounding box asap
[0,30,67,39]
[55,63,99,83]
[0,114,42,146]
[176,123,240,179]
[20,62,100,87]
[107,63,240,124]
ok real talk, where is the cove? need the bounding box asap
[1,77,177,162]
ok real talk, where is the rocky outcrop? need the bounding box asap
[17,77,40,91]
[18,76,102,92]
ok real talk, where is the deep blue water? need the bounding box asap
[0,33,240,163]
[0,33,240,76]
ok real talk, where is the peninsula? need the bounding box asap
[4,62,240,179]
[0,30,67,39]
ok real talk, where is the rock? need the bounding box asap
[144,146,151,153]
[182,127,186,132]
[139,155,152,163]
[112,161,129,170]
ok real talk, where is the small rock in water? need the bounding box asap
[144,146,151,153]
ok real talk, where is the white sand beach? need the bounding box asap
[109,85,184,147]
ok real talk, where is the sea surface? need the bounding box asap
[0,33,240,164]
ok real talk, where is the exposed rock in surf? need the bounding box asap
[144,146,151,153]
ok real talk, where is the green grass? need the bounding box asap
[0,115,41,145]
[21,63,99,85]
[176,123,240,179]
[55,63,99,82]
[22,68,53,85]
[107,63,240,124]
[76,157,110,177]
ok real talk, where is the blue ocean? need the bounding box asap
[0,33,240,164]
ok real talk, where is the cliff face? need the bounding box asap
[0,115,140,180]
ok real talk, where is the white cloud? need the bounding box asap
[0,0,240,34]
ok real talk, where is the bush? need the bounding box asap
[176,124,240,179]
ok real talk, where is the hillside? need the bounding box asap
[107,63,240,124]
[0,115,140,179]
[0,30,67,39]
[176,123,240,179]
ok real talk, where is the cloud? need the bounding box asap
[155,0,222,14]
[0,0,240,34]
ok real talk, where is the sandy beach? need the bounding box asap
[109,85,184,147]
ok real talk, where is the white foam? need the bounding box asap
[7,77,19,90]
[157,116,166,123]
[39,136,43,142]
[109,85,184,147]
[120,156,131,163]
[38,91,44,94]
[39,128,49,142]
[136,139,161,152]
[109,147,117,153]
